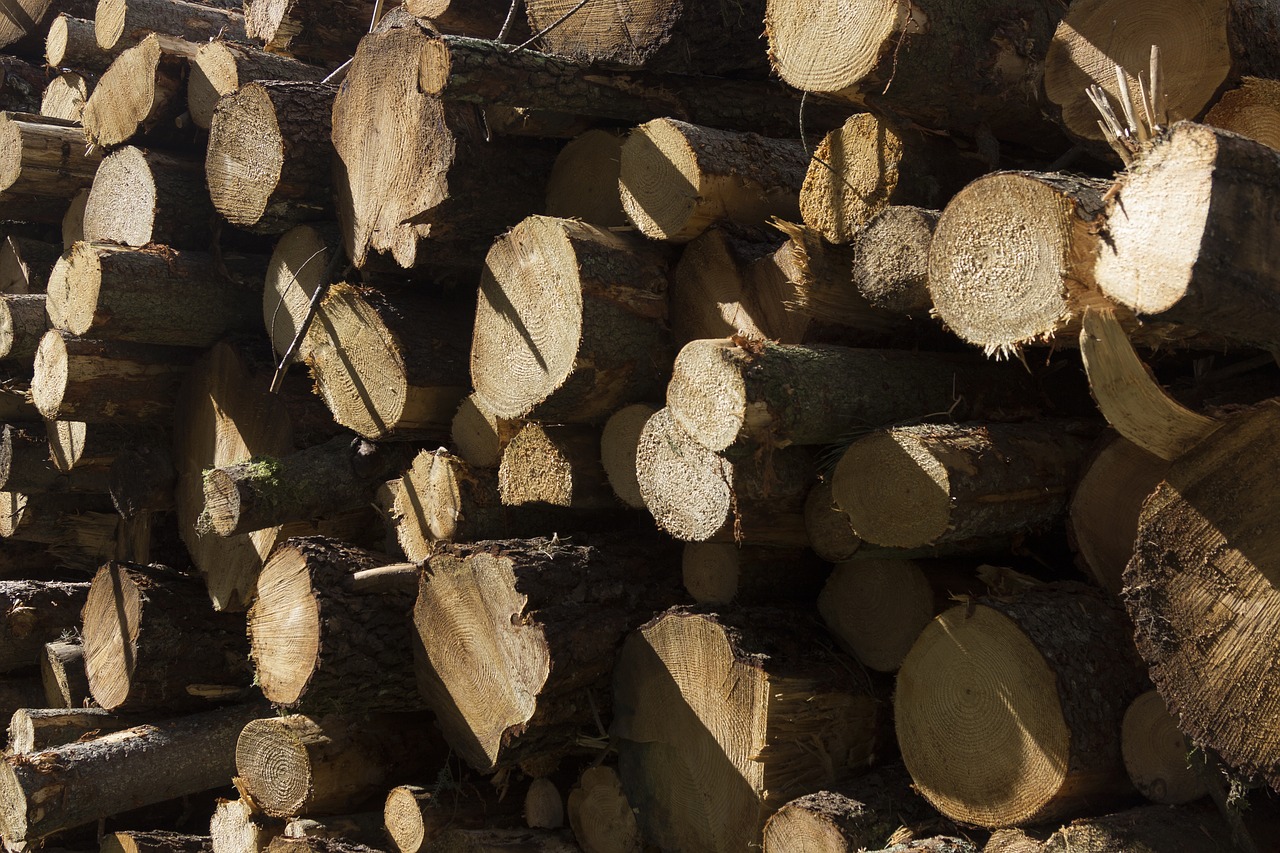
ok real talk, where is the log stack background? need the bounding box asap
[0,0,1275,851]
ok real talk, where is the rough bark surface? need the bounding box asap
[0,580,88,672]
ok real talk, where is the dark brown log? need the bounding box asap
[985,805,1235,853]
[0,703,264,843]
[471,215,671,423]
[81,34,195,148]
[247,537,422,713]
[413,536,680,775]
[244,0,379,65]
[0,579,88,672]
[8,707,150,753]
[384,784,519,853]
[102,831,212,853]
[0,236,59,293]
[210,798,282,853]
[95,0,245,51]
[81,562,252,711]
[108,443,174,518]
[40,70,91,122]
[544,129,626,228]
[206,81,335,233]
[897,585,1145,827]
[0,422,109,493]
[448,392,517,470]
[189,42,321,130]
[45,14,113,72]
[0,294,48,362]
[682,543,827,607]
[46,418,134,474]
[0,56,48,114]
[0,492,118,571]
[497,423,615,510]
[0,113,101,208]
[804,479,862,563]
[84,145,215,250]
[235,712,441,818]
[40,638,90,707]
[282,813,384,846]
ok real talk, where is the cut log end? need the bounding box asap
[206,83,286,227]
[664,339,746,454]
[818,559,938,672]
[83,145,164,248]
[1121,690,1206,805]
[189,42,239,131]
[30,330,67,420]
[449,393,512,469]
[82,35,166,149]
[1205,77,1280,150]
[263,224,331,361]
[831,430,950,549]
[80,563,143,709]
[94,0,128,50]
[247,545,320,707]
[545,129,626,227]
[566,766,641,853]
[600,403,657,509]
[383,786,428,853]
[46,241,99,337]
[765,0,902,99]
[635,408,732,542]
[235,717,317,818]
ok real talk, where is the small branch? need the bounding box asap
[269,251,347,394]
[508,0,591,52]
[496,0,522,42]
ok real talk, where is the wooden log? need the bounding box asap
[1121,690,1205,806]
[206,81,335,233]
[8,707,149,753]
[471,215,671,423]
[261,223,337,361]
[868,840,977,853]
[84,145,214,250]
[565,766,641,853]
[0,236,58,294]
[600,402,657,510]
[403,0,513,36]
[618,118,806,244]
[40,71,91,122]
[0,422,109,493]
[985,805,1235,853]
[283,814,384,845]
[384,784,516,853]
[0,0,95,52]
[0,703,264,843]
[40,639,89,707]
[0,580,89,672]
[0,294,48,362]
[1205,77,1280,150]
[897,585,1145,827]
[613,606,879,851]
[635,407,812,545]
[211,798,282,853]
[81,562,251,711]
[108,443,173,517]
[0,492,118,568]
[189,42,321,131]
[0,56,46,115]
[764,0,1069,149]
[449,392,517,470]
[62,187,87,249]
[544,129,626,228]
[498,423,615,510]
[523,779,562,830]
[46,418,132,474]
[413,536,680,775]
[247,537,421,713]
[665,340,1040,455]
[95,0,245,51]
[331,23,558,269]
[0,680,44,737]
[102,831,212,853]
[46,14,113,72]
[831,421,1096,550]
[804,480,861,563]
[82,34,195,148]
[236,713,440,818]
[682,543,827,607]
[244,0,379,65]
[0,113,101,205]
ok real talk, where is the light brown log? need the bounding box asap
[614,607,879,851]
[403,0,513,36]
[95,0,245,51]
[102,831,212,853]
[0,113,100,206]
[523,778,563,830]
[471,215,671,423]
[244,0,380,65]
[0,294,47,362]
[83,145,214,250]
[544,129,626,228]
[0,236,58,294]
[565,766,642,853]
[206,81,335,233]
[189,41,321,130]
[0,580,88,672]
[449,392,517,470]
[211,798,282,853]
[45,14,113,72]
[897,586,1145,827]
[40,639,90,707]
[384,784,521,853]
[8,707,149,753]
[682,543,827,607]
[39,71,90,123]
[600,403,657,510]
[81,34,195,148]
[0,703,264,843]
[498,423,615,510]
[804,479,861,563]
[1205,77,1280,149]
[261,223,335,361]
[0,491,118,564]
[235,713,440,818]
[0,422,109,493]
[46,418,132,474]
[1121,690,1205,806]
[62,187,86,249]
[0,0,95,52]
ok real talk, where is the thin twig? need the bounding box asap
[508,0,591,52]
[1150,44,1166,126]
[321,58,352,84]
[1113,64,1139,139]
[269,251,347,394]
[496,0,522,42]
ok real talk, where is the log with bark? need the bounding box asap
[384,784,522,853]
[403,0,514,36]
[0,381,35,423]
[81,34,196,148]
[84,145,215,250]
[102,831,212,853]
[8,707,149,753]
[984,805,1235,853]
[449,393,517,470]
[413,536,680,776]
[108,442,174,518]
[612,606,880,851]
[47,418,133,476]
[682,543,828,607]
[0,294,48,362]
[211,798,282,853]
[39,70,91,122]
[497,423,615,510]
[261,223,340,361]
[0,236,58,293]
[0,492,119,569]
[0,422,109,493]
[0,56,46,114]
[62,187,87,248]
[206,81,335,233]
[471,215,671,424]
[804,479,862,563]
[0,580,88,672]
[1205,76,1280,149]
[565,765,642,853]
[45,14,112,71]
[282,813,384,846]
[244,0,379,65]
[40,638,89,707]
[1121,690,1205,806]
[896,585,1145,827]
[0,112,101,207]
[0,0,94,52]
[544,129,626,228]
[600,402,658,509]
[189,42,321,130]
[95,0,245,51]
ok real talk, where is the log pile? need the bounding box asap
[0,0,1274,851]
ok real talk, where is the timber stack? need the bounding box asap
[0,0,1274,850]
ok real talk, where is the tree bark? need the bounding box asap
[413,535,681,776]
[497,422,616,510]
[46,14,114,71]
[82,34,195,149]
[804,479,862,563]
[190,42,321,130]
[40,638,89,707]
[0,293,48,362]
[1120,690,1206,806]
[471,215,672,423]
[0,236,59,294]
[449,392,518,470]
[84,144,216,250]
[0,579,88,672]
[206,81,335,233]
[0,422,110,493]
[544,129,626,228]
[244,0,380,65]
[0,113,101,207]
[8,707,150,753]
[0,703,265,843]
[95,0,245,51]
[0,56,47,115]
[102,831,212,853]
[681,543,828,607]
[897,585,1145,827]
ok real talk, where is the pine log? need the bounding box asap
[236,713,440,818]
[985,805,1235,853]
[0,113,101,205]
[304,282,471,439]
[831,421,1096,550]
[46,14,112,71]
[804,479,861,563]
[0,294,47,362]
[449,393,517,470]
[523,779,563,830]
[403,0,513,36]
[0,422,109,492]
[8,707,149,753]
[262,223,336,361]
[1095,122,1280,349]
[565,766,641,853]
[211,798,282,853]
[40,71,91,122]
[62,187,87,249]
[618,119,806,243]
[47,418,133,474]
[1205,77,1280,149]
[635,407,812,545]
[0,492,118,566]
[81,562,251,711]
[0,0,94,51]
[413,536,680,775]
[665,340,1040,455]
[248,537,422,713]
[206,81,335,233]
[83,145,215,250]
[682,543,827,607]
[897,585,1145,827]
[498,423,615,510]
[331,24,558,269]
[801,115,984,245]
[244,0,379,65]
[95,0,245,51]
[0,236,58,294]
[0,580,88,672]
[1121,690,1205,806]
[0,703,264,843]
[189,42,321,130]
[613,606,880,851]
[0,56,46,114]
[103,831,212,853]
[40,638,90,707]
[600,403,657,509]
[544,129,625,228]
[81,34,195,148]
[764,0,1069,148]
[384,784,518,853]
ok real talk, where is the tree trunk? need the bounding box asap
[0,703,264,843]
[40,70,92,122]
[897,585,1145,828]
[45,14,114,71]
[1120,690,1206,806]
[244,0,380,65]
[384,784,518,853]
[81,562,252,711]
[40,638,89,707]
[1205,76,1280,150]
[613,606,881,852]
[765,0,1069,149]
[497,423,616,510]
[235,713,442,819]
[82,34,194,148]
[0,422,109,493]
[0,56,47,114]
[8,707,150,753]
[247,537,422,714]
[600,403,658,510]
[84,144,215,250]
[682,543,828,607]
[0,293,48,362]
[189,42,321,130]
[471,215,672,423]
[449,392,518,470]
[413,536,681,776]
[0,113,101,207]
[565,766,642,853]
[102,831,212,853]
[0,579,89,672]
[95,0,245,51]
[618,118,806,243]
[47,418,135,474]
[831,421,1097,549]
[665,340,1040,455]
[206,81,335,233]
[544,129,626,228]
[0,236,59,294]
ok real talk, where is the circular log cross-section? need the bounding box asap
[82,34,189,149]
[1205,77,1280,149]
[40,73,91,124]
[190,41,322,131]
[245,0,380,65]
[600,402,658,509]
[84,145,215,251]
[262,224,334,361]
[497,423,614,510]
[565,766,642,853]
[1121,690,1206,805]
[449,393,517,469]
[544,129,626,227]
[46,14,113,72]
[0,236,60,294]
[0,294,48,362]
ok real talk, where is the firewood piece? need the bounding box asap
[102,831,212,853]
[248,537,422,713]
[0,703,264,843]
[190,42,321,130]
[41,639,90,707]
[84,145,214,249]
[47,242,264,346]
[0,236,58,294]
[244,0,380,65]
[0,294,47,362]
[0,580,89,672]
[897,586,1145,827]
[764,0,1068,148]
[0,0,94,51]
[331,24,558,269]
[471,216,671,423]
[613,606,880,851]
[0,113,101,203]
[832,421,1096,550]
[1096,122,1280,348]
[565,766,641,853]
[682,543,827,607]
[801,115,984,245]
[635,407,812,545]
[62,187,87,249]
[82,34,194,148]
[497,423,615,510]
[804,480,861,563]
[1121,690,1205,806]
[8,707,148,753]
[1205,77,1280,149]
[32,331,197,423]
[666,340,1039,454]
[206,81,335,232]
[236,713,440,818]
[211,798,282,853]
[618,119,806,243]
[46,14,112,71]
[95,0,244,51]
[82,562,251,711]
[600,403,657,509]
[413,536,680,775]
[544,130,625,228]
[449,393,517,470]
[0,422,109,493]
[40,71,91,122]
[0,56,46,115]
[523,779,562,830]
